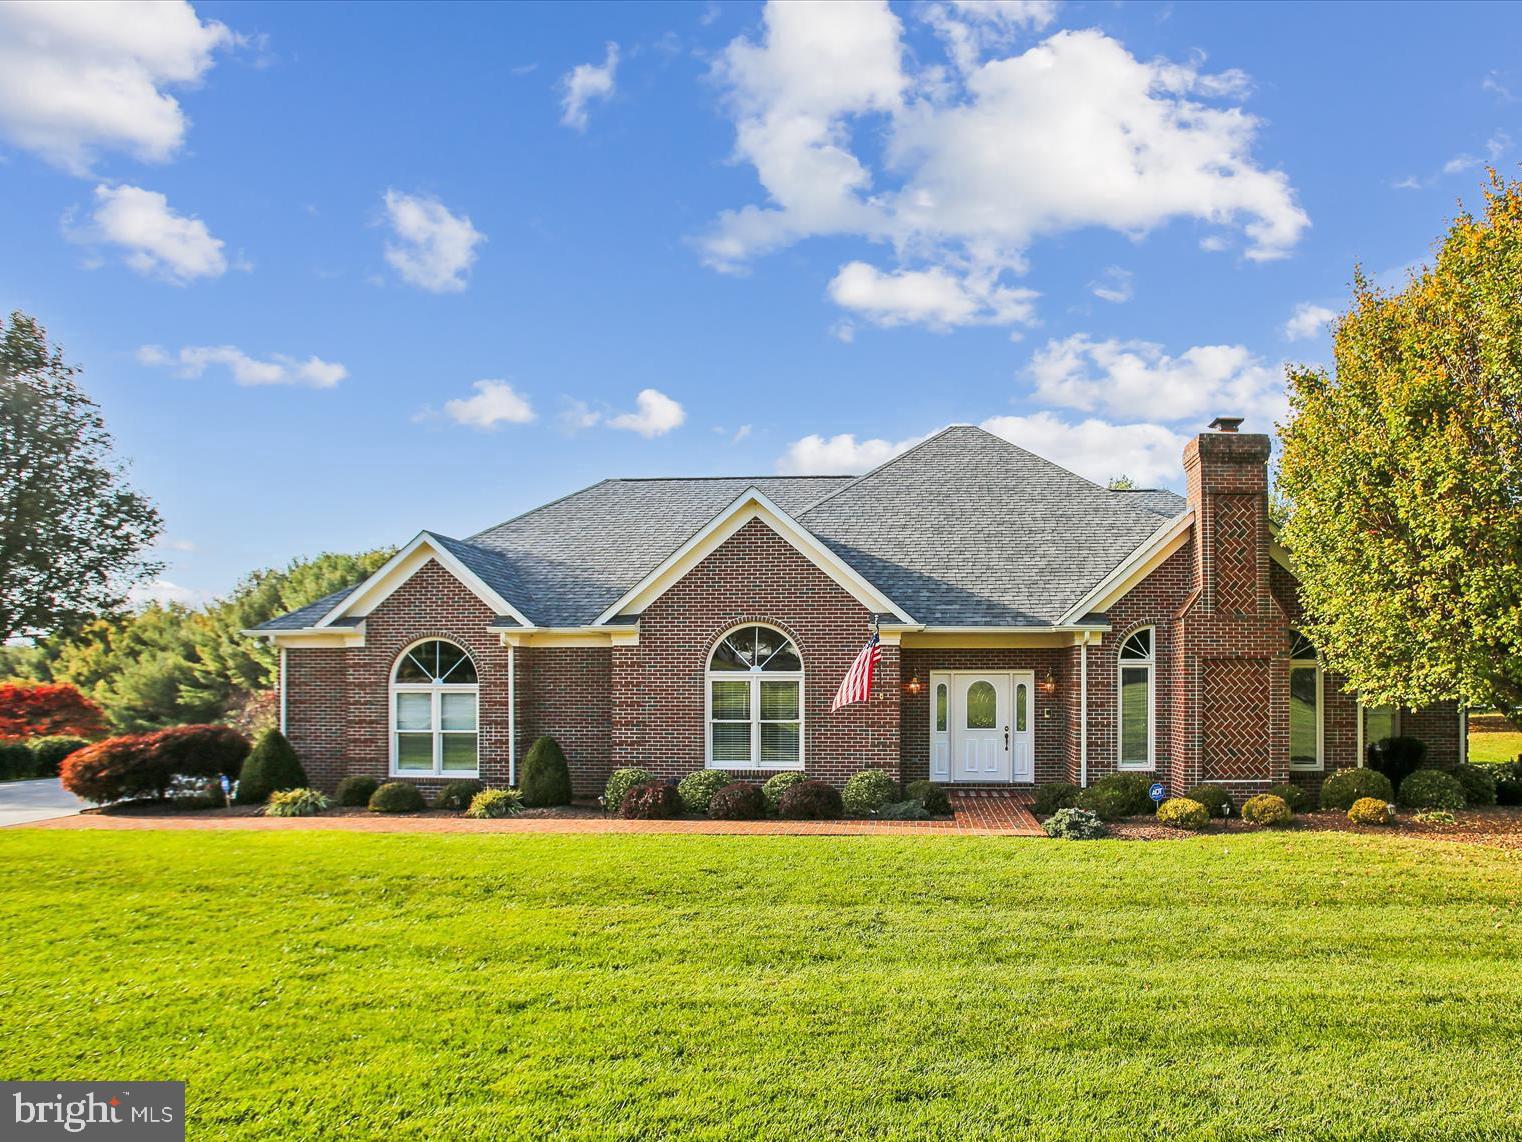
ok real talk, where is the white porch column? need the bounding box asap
[508,641,517,786]
[1079,636,1089,788]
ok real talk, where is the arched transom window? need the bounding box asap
[707,624,803,770]
[1118,627,1154,769]
[392,639,479,777]
[1289,630,1323,770]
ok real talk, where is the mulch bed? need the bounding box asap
[1110,805,1522,849]
[86,798,610,821]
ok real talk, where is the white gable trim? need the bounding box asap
[592,487,914,625]
[314,531,534,629]
[1058,512,1194,625]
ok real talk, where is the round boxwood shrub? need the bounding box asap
[1076,773,1154,821]
[28,736,87,778]
[1185,783,1233,818]
[677,769,732,815]
[1347,796,1395,826]
[234,729,306,805]
[466,788,523,819]
[1157,797,1210,830]
[905,779,952,816]
[1444,763,1497,807]
[0,740,36,781]
[1267,782,1307,812]
[368,781,427,813]
[708,781,766,820]
[1319,767,1394,811]
[1042,807,1108,840]
[335,775,381,807]
[762,771,807,814]
[1397,768,1466,811]
[434,779,485,811]
[777,779,844,820]
[520,735,572,807]
[603,766,654,813]
[1033,782,1080,817]
[619,780,682,819]
[264,788,329,817]
[1241,793,1293,826]
[842,768,898,816]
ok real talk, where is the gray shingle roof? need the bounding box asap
[253,588,357,631]
[254,426,1187,633]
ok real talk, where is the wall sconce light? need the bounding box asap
[1039,668,1057,696]
[906,674,923,696]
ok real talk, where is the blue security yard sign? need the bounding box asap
[1149,782,1166,804]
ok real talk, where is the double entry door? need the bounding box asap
[929,671,1035,784]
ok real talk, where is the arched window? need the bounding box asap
[392,639,478,777]
[1118,627,1154,769]
[707,624,803,769]
[1288,630,1323,770]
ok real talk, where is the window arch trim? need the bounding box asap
[704,623,805,771]
[1288,628,1324,771]
[1117,625,1155,771]
[389,638,480,778]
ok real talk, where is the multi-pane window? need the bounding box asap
[392,639,479,776]
[707,625,803,769]
[1118,628,1153,768]
[1289,630,1323,770]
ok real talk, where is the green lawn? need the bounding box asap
[5,831,1522,1139]
[1469,731,1522,764]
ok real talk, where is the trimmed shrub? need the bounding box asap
[1034,782,1080,816]
[762,771,807,813]
[264,788,329,817]
[842,769,898,816]
[1320,767,1394,811]
[1348,796,1395,826]
[368,781,427,813]
[777,779,844,820]
[1157,797,1210,830]
[603,767,655,813]
[905,779,952,816]
[234,729,305,804]
[677,769,733,815]
[29,735,87,777]
[0,740,36,780]
[60,734,158,802]
[1412,809,1456,825]
[0,682,106,739]
[1267,782,1307,812]
[708,782,766,821]
[1077,772,1154,821]
[150,725,250,781]
[619,781,682,819]
[1491,761,1522,806]
[335,775,381,807]
[434,779,485,811]
[878,799,931,820]
[521,736,573,807]
[466,788,524,819]
[1366,735,1428,790]
[1185,783,1233,818]
[1444,763,1497,807]
[1397,768,1466,811]
[1241,793,1293,826]
[1042,807,1108,840]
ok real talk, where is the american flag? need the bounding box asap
[831,631,881,712]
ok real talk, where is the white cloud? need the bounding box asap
[704,8,1307,326]
[731,424,752,443]
[138,344,346,388]
[1484,71,1514,103]
[1442,130,1510,175]
[1027,333,1285,425]
[980,412,1188,486]
[921,1,1059,75]
[0,0,235,174]
[71,184,226,283]
[1089,266,1133,304]
[1282,302,1336,342]
[381,190,485,293]
[827,261,1037,329]
[607,388,686,437]
[561,42,619,131]
[127,578,203,609]
[442,380,536,429]
[776,430,927,475]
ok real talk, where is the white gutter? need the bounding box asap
[279,647,288,735]
[508,642,517,786]
[1079,635,1089,788]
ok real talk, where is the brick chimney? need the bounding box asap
[1184,418,1272,616]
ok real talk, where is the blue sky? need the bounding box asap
[2,0,1518,606]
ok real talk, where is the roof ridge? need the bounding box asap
[797,423,968,514]
[606,474,852,484]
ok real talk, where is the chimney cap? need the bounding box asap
[1209,416,1244,433]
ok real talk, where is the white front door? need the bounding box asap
[1010,672,1035,783]
[955,674,1010,782]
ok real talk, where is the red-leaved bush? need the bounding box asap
[60,724,250,804]
[0,683,106,740]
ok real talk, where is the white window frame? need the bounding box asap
[1117,626,1156,771]
[1287,643,1325,772]
[389,638,480,778]
[704,624,805,771]
[1355,702,1402,767]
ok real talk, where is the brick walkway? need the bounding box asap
[23,792,1043,837]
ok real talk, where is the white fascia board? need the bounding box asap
[591,487,914,625]
[244,627,366,649]
[315,531,534,629]
[1058,512,1194,625]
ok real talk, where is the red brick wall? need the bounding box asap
[517,645,611,797]
[284,647,345,790]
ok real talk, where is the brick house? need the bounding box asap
[251,421,1463,801]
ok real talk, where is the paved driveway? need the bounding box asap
[0,778,89,827]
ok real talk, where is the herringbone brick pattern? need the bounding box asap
[1213,493,1258,613]
[1202,656,1270,780]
